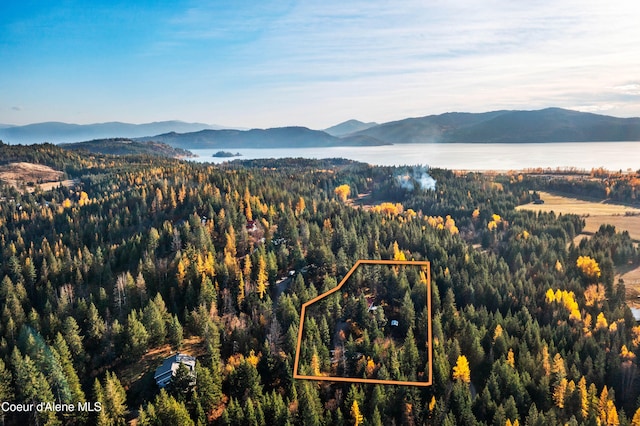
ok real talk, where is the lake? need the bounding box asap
[189,142,640,171]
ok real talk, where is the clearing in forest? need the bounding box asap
[0,162,75,193]
[517,191,640,241]
[294,260,432,387]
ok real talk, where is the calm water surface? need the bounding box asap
[190,142,640,171]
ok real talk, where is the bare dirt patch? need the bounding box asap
[118,336,206,413]
[0,162,74,193]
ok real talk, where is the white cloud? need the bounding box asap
[611,84,640,96]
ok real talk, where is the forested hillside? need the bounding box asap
[0,142,639,425]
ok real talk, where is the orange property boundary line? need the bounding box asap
[293,259,433,387]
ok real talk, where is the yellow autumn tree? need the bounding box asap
[371,202,404,216]
[393,241,406,261]
[444,215,459,234]
[334,184,351,202]
[493,324,504,341]
[176,258,187,286]
[584,284,606,307]
[429,396,436,411]
[545,288,556,303]
[541,345,551,376]
[246,349,260,367]
[350,400,364,426]
[224,226,237,274]
[310,350,321,376]
[552,353,566,382]
[506,349,515,368]
[578,377,589,419]
[78,191,89,206]
[365,357,376,377]
[596,312,608,330]
[256,255,268,299]
[295,196,306,215]
[237,273,245,306]
[553,378,567,408]
[555,260,563,272]
[631,407,640,426]
[576,255,601,280]
[452,355,471,383]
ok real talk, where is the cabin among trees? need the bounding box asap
[154,353,196,388]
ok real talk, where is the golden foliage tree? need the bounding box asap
[392,241,406,261]
[350,400,364,426]
[493,324,504,341]
[553,378,567,408]
[334,184,351,202]
[631,407,640,425]
[256,255,268,299]
[584,284,606,307]
[576,255,601,280]
[578,376,589,419]
[452,355,471,383]
[371,202,404,216]
[506,349,515,368]
[295,196,306,216]
[596,312,608,330]
[541,345,551,376]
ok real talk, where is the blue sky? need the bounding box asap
[1,0,639,128]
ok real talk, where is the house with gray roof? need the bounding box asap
[154,353,196,388]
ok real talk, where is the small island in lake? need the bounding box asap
[212,150,242,158]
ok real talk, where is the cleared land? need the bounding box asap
[518,191,640,307]
[0,162,74,193]
[517,191,640,241]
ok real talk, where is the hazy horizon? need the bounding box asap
[2,1,639,129]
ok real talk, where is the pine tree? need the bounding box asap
[62,316,85,363]
[150,389,195,426]
[126,310,149,358]
[297,381,322,426]
[85,302,106,346]
[102,371,128,425]
[167,314,183,350]
[52,333,86,409]
[143,298,166,345]
[0,358,14,425]
[195,363,222,414]
[10,347,58,425]
[167,363,195,403]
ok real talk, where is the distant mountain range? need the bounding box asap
[59,138,194,159]
[350,108,640,143]
[136,127,389,149]
[0,121,227,144]
[2,108,640,148]
[324,119,379,137]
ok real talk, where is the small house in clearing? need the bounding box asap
[154,353,196,388]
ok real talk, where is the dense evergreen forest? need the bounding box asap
[0,141,639,425]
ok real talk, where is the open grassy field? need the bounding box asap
[0,162,75,193]
[518,191,640,306]
[517,191,640,241]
